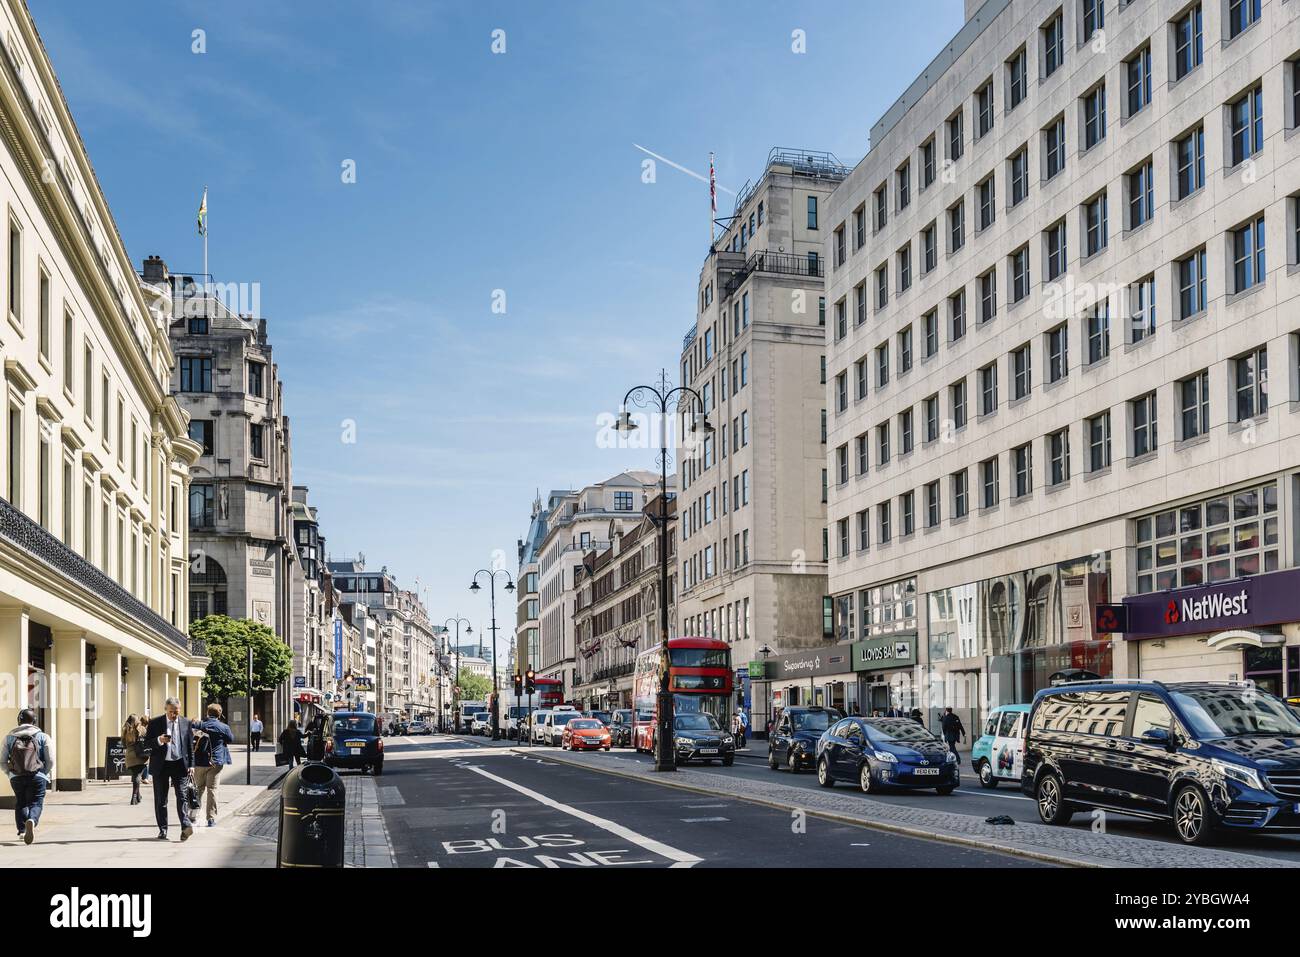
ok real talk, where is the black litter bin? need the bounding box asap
[277,762,346,868]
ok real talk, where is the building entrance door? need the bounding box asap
[1244,647,1284,697]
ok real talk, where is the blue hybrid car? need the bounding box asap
[815,716,959,794]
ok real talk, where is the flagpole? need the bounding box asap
[709,153,716,245]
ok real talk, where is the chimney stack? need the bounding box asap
[142,254,168,282]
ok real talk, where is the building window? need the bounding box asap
[190,484,215,528]
[1008,47,1027,110]
[1174,4,1203,80]
[1044,116,1066,180]
[925,481,941,528]
[924,310,939,357]
[250,422,265,460]
[924,394,939,443]
[898,162,911,209]
[1229,84,1264,167]
[876,343,890,388]
[1132,392,1158,457]
[856,434,869,475]
[1085,192,1108,256]
[7,218,21,323]
[948,109,964,162]
[1088,411,1111,471]
[978,175,995,230]
[614,491,634,510]
[837,518,850,558]
[1234,347,1268,420]
[837,444,849,485]
[1010,147,1029,206]
[1087,303,1110,364]
[1011,245,1029,302]
[1126,46,1152,116]
[922,137,936,188]
[1176,126,1205,199]
[879,501,892,544]
[1042,11,1064,78]
[979,269,997,324]
[900,408,914,454]
[836,371,848,413]
[38,268,50,360]
[857,510,870,551]
[1134,480,1278,592]
[855,358,868,401]
[854,206,866,249]
[835,299,847,342]
[980,457,999,508]
[1130,275,1156,342]
[1013,443,1033,498]
[807,195,818,230]
[180,356,212,393]
[1048,428,1070,486]
[188,419,214,455]
[1180,370,1210,439]
[923,223,937,272]
[1083,84,1107,149]
[980,362,998,415]
[1082,0,1104,41]
[1013,345,1031,400]
[898,245,912,291]
[977,80,994,138]
[875,265,888,309]
[949,289,966,342]
[248,361,266,398]
[902,491,915,536]
[951,379,967,430]
[1174,248,1208,323]
[835,226,847,267]
[899,326,913,373]
[874,185,888,231]
[1046,220,1067,280]
[1232,215,1266,293]
[855,284,867,327]
[1228,0,1260,39]
[949,200,965,253]
[1047,325,1068,382]
[877,422,891,465]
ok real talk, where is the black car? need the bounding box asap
[1022,680,1300,845]
[816,717,958,794]
[672,713,735,766]
[325,711,384,775]
[608,709,634,747]
[768,707,842,773]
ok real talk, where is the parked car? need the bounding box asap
[672,712,735,766]
[970,704,1030,788]
[530,710,554,744]
[768,706,843,773]
[585,710,612,725]
[816,716,958,794]
[324,711,384,775]
[563,718,612,751]
[408,720,430,736]
[543,710,582,746]
[607,709,634,748]
[470,712,492,736]
[1023,680,1300,845]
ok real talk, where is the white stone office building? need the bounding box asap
[678,149,846,725]
[825,0,1300,733]
[0,0,206,798]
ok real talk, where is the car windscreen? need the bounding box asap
[864,719,938,743]
[1172,688,1300,738]
[674,714,720,732]
[568,720,603,730]
[333,716,376,735]
[790,710,837,732]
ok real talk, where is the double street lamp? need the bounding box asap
[443,616,472,732]
[613,373,711,772]
[470,569,515,740]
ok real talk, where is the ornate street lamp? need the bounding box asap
[470,569,515,740]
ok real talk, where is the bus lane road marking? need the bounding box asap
[465,764,703,868]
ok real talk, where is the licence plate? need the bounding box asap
[913,767,940,775]
[699,748,719,755]
[344,740,366,749]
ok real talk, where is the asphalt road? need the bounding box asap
[540,736,1300,862]
[370,734,1048,868]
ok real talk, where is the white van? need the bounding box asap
[530,710,553,744]
[542,708,581,746]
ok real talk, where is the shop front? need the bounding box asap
[769,645,856,720]
[1121,568,1300,697]
[851,633,918,716]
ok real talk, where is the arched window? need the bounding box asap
[189,555,228,622]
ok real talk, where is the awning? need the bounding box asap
[1204,629,1285,651]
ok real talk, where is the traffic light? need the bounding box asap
[513,672,523,696]
[525,669,535,694]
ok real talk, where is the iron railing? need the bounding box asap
[590,661,636,683]
[0,497,195,654]
[723,249,824,299]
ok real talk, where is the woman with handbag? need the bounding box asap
[121,715,148,805]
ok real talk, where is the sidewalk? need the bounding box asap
[0,748,353,869]
[526,748,1300,869]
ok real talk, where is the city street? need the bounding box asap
[371,734,1048,868]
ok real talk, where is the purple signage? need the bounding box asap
[1121,568,1300,640]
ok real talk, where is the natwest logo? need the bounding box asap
[1164,600,1180,625]
[1180,588,1249,623]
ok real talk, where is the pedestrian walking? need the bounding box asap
[249,713,263,752]
[194,703,234,828]
[2,708,52,845]
[940,707,966,757]
[140,709,151,784]
[737,707,748,749]
[144,697,196,841]
[910,707,924,726]
[306,714,326,762]
[278,720,303,768]
[121,714,148,805]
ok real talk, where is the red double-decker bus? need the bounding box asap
[632,637,732,752]
[534,676,565,709]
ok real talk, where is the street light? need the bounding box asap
[614,370,711,772]
[758,644,774,739]
[444,616,472,732]
[470,568,515,740]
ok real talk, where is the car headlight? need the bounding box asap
[796,740,811,751]
[675,737,692,747]
[873,750,898,763]
[945,751,957,764]
[721,734,734,744]
[1212,758,1263,790]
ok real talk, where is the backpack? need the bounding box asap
[7,732,43,775]
[195,731,212,764]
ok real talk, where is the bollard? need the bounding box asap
[276,762,346,868]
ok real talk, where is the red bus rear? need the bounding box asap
[534,676,564,709]
[632,637,732,752]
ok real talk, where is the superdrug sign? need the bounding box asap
[1122,568,1300,640]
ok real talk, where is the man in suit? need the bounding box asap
[144,696,195,841]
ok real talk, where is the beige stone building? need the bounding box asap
[826,0,1300,734]
[0,0,206,798]
[677,149,846,728]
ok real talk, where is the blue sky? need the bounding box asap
[30,0,964,636]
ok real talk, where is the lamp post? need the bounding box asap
[470,569,515,740]
[443,616,472,732]
[613,370,711,772]
[758,644,774,740]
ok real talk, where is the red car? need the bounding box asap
[562,718,611,751]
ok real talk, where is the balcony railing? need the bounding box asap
[723,250,823,299]
[590,661,635,683]
[0,496,196,655]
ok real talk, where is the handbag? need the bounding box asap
[274,752,291,767]
[183,772,200,810]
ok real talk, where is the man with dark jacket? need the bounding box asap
[144,697,195,841]
[194,703,234,828]
[940,707,966,757]
[2,709,52,845]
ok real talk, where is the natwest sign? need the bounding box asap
[1122,569,1300,639]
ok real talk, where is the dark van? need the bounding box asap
[325,711,384,775]
[1021,681,1300,845]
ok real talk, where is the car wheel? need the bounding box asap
[1173,784,1216,846]
[817,755,835,788]
[936,785,955,795]
[1035,772,1073,826]
[978,760,998,789]
[786,749,799,774]
[859,762,874,794]
[767,748,778,771]
[604,746,610,751]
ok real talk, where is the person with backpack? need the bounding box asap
[193,703,234,828]
[2,708,52,845]
[121,714,148,805]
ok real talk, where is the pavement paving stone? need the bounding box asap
[525,748,1300,869]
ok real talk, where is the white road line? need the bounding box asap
[680,817,729,823]
[683,803,728,809]
[465,764,703,868]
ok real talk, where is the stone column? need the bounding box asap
[182,674,201,717]
[148,666,167,715]
[92,645,123,779]
[126,657,149,720]
[0,607,30,806]
[50,629,86,791]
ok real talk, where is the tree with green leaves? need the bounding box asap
[191,615,293,701]
[455,669,492,702]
